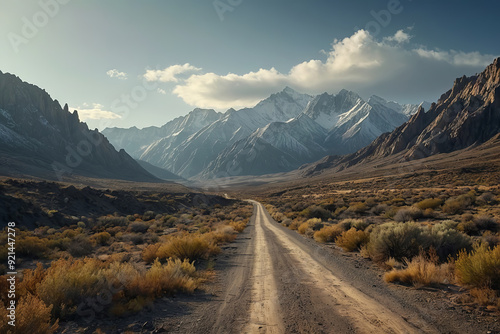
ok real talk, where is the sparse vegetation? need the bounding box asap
[260,175,500,310]
[0,179,253,332]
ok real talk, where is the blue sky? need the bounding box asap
[1,0,499,130]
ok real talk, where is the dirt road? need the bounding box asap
[157,201,497,334]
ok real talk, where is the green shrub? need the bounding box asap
[393,207,422,222]
[429,223,472,261]
[367,222,427,262]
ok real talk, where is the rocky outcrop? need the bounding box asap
[302,57,500,175]
[0,71,158,181]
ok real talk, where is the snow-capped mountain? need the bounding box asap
[104,87,425,179]
[137,87,312,177]
[102,108,221,158]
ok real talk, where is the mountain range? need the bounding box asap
[103,87,428,179]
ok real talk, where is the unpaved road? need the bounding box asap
[153,201,498,334]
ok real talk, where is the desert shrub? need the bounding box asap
[482,231,500,248]
[142,243,161,263]
[37,258,106,318]
[297,222,310,235]
[393,207,422,222]
[384,254,451,286]
[66,235,93,257]
[129,221,149,233]
[367,222,427,262]
[347,202,368,214]
[306,218,324,231]
[97,216,128,227]
[281,218,292,227]
[457,221,479,235]
[0,294,59,334]
[229,220,246,232]
[300,205,331,220]
[18,263,46,297]
[477,192,496,205]
[289,220,302,230]
[122,233,144,245]
[91,231,111,246]
[335,228,369,252]
[443,193,475,214]
[126,259,198,299]
[415,198,442,210]
[455,243,500,290]
[157,235,217,261]
[142,211,156,221]
[17,235,48,258]
[429,223,472,261]
[207,226,237,244]
[313,225,344,243]
[474,215,498,232]
[349,219,369,231]
[371,204,389,215]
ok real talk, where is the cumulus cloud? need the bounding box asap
[144,63,202,83]
[155,29,497,109]
[73,103,122,120]
[106,69,128,80]
[384,29,411,43]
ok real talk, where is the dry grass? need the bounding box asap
[384,255,451,286]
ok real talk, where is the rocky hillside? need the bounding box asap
[0,71,157,182]
[303,57,500,175]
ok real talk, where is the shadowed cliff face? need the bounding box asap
[303,58,500,175]
[0,71,157,182]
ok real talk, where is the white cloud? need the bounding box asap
[72,103,122,120]
[384,29,411,43]
[162,29,497,109]
[157,88,167,95]
[144,63,202,83]
[413,49,494,67]
[106,69,128,80]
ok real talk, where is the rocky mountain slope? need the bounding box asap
[302,57,500,176]
[0,71,157,182]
